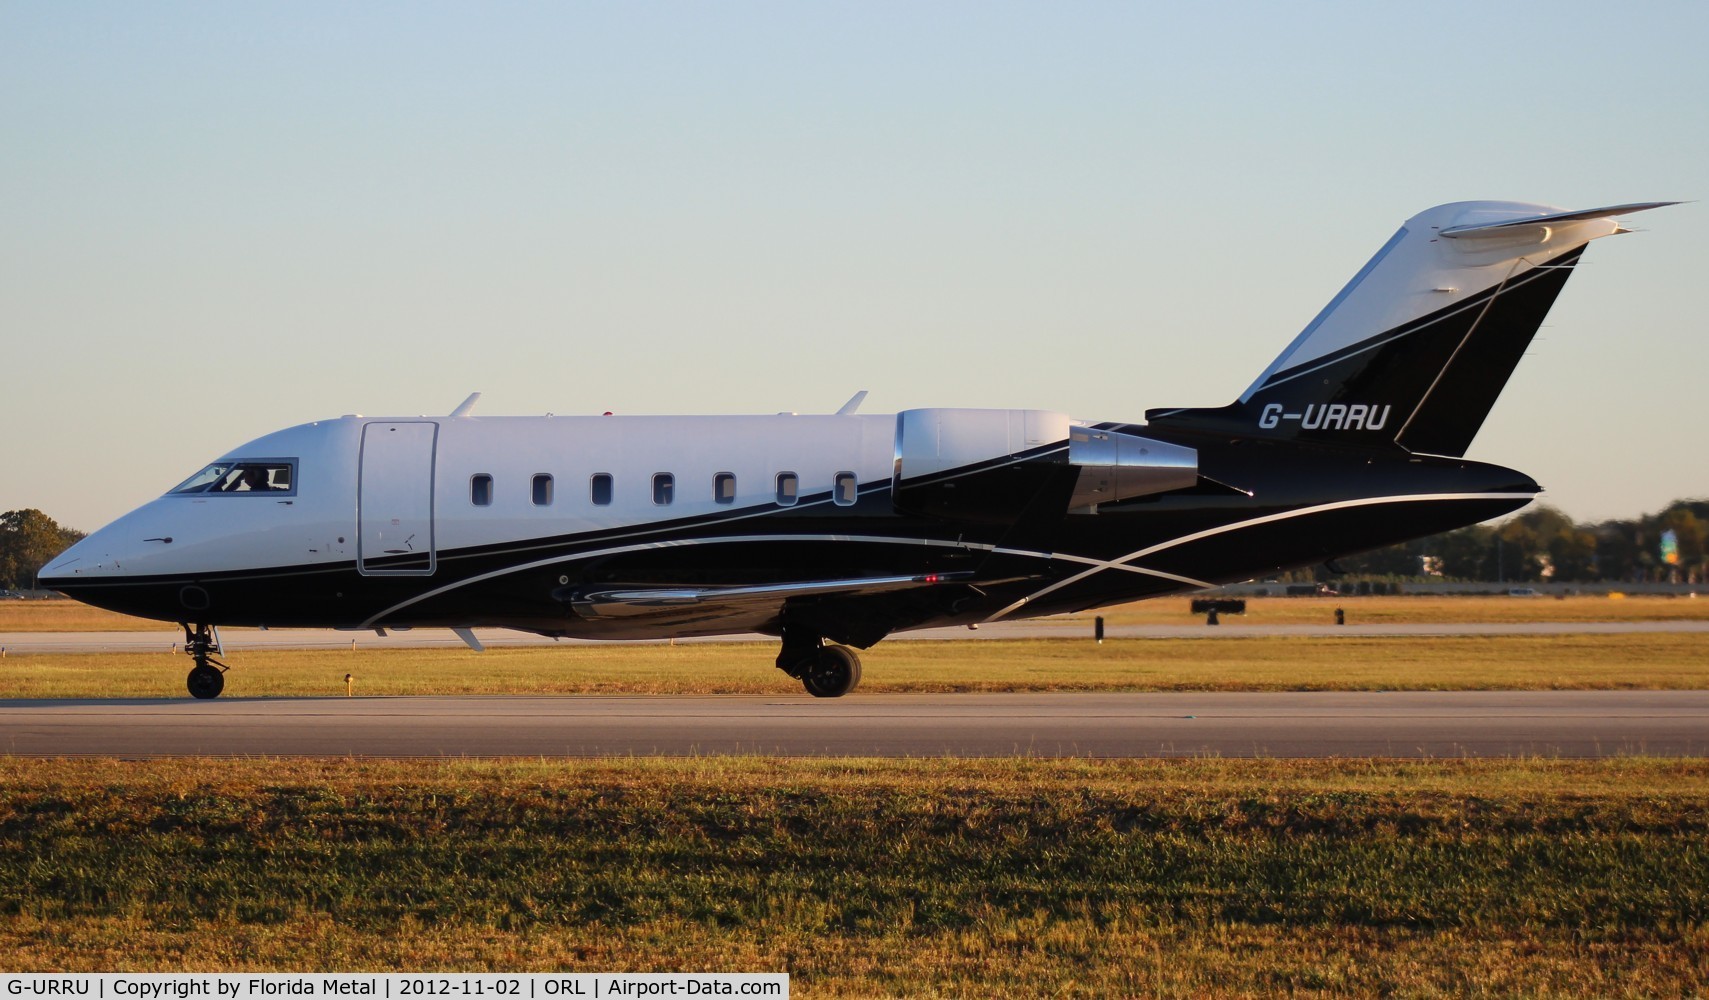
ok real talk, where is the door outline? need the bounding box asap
[357,421,438,576]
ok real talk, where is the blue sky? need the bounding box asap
[3,2,1704,533]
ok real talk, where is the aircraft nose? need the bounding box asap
[38,527,129,584]
[37,499,187,588]
[36,515,192,620]
[39,531,90,579]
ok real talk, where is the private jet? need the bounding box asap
[42,199,1674,698]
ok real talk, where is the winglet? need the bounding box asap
[836,390,869,415]
[450,392,482,417]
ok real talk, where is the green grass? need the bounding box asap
[2,757,1706,996]
[3,633,1706,698]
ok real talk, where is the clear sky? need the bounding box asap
[3,1,1704,534]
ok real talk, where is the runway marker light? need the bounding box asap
[345,673,354,697]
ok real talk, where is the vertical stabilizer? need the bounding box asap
[1146,201,1674,456]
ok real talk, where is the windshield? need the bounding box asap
[169,460,296,495]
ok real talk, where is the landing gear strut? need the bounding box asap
[181,623,229,699]
[776,627,862,698]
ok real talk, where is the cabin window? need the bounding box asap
[168,460,297,497]
[714,472,736,505]
[471,474,493,507]
[834,472,858,506]
[590,473,613,506]
[653,473,674,506]
[775,472,798,506]
[532,474,554,506]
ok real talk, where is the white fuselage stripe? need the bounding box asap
[983,491,1533,621]
[361,534,1003,627]
[361,530,1216,628]
[365,491,1531,629]
[989,547,1216,590]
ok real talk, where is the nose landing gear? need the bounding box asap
[181,623,229,699]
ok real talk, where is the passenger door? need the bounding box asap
[358,421,438,575]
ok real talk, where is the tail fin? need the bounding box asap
[1146,200,1675,456]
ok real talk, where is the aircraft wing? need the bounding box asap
[566,572,981,631]
[574,574,970,618]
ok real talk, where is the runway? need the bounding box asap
[4,691,1705,758]
[5,618,1708,653]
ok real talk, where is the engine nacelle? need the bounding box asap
[891,408,1071,522]
[890,409,1200,521]
[891,408,1070,483]
[1066,426,1198,511]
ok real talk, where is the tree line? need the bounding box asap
[3,499,1706,593]
[0,510,86,592]
[1320,499,1708,585]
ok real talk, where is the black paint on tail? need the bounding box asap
[1147,246,1584,456]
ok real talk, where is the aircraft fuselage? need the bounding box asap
[45,409,1535,641]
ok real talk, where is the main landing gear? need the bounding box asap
[776,627,862,698]
[181,623,229,699]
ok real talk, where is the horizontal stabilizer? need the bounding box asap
[1440,201,1678,238]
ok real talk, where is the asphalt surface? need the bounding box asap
[5,618,1709,653]
[4,691,1705,758]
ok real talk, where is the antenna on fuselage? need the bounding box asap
[450,392,482,417]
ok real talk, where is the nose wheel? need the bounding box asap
[181,623,230,699]
[187,663,225,699]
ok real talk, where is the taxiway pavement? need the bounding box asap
[4,691,1704,758]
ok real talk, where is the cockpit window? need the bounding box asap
[169,460,297,496]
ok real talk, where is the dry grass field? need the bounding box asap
[5,593,1702,699]
[3,632,1706,698]
[2,756,1705,996]
[3,593,1706,633]
[0,599,154,632]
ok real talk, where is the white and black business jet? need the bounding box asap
[43,200,1673,699]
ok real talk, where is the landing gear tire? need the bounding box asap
[802,645,861,698]
[187,663,225,700]
[181,622,230,699]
